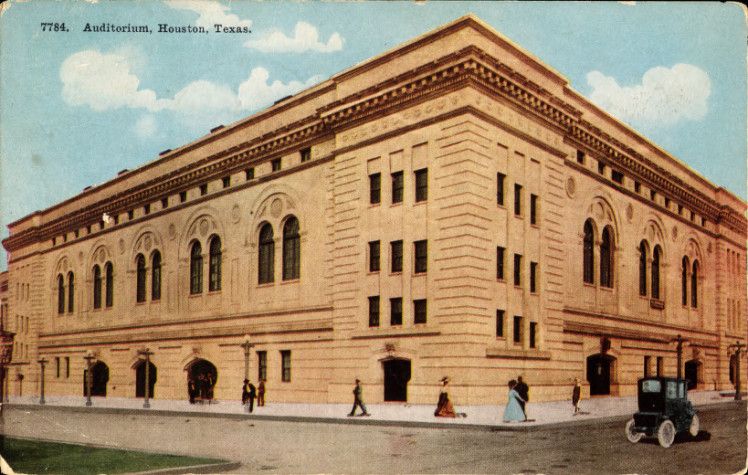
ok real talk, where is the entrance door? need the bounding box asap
[135,361,157,398]
[188,359,218,400]
[84,361,109,397]
[383,359,411,402]
[586,354,614,395]
[684,360,699,390]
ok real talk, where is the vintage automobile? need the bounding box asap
[625,377,699,448]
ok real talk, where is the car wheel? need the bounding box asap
[689,414,700,437]
[625,419,643,443]
[657,420,675,448]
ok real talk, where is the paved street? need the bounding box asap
[3,402,746,474]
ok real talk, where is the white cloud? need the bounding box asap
[164,0,252,29]
[245,21,343,53]
[586,64,711,127]
[134,115,158,138]
[60,49,320,130]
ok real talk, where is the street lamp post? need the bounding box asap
[137,348,154,409]
[671,334,688,380]
[84,350,95,407]
[728,340,746,401]
[38,357,48,405]
[240,334,253,413]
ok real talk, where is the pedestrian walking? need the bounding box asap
[502,379,526,423]
[514,375,529,421]
[242,379,250,405]
[572,377,582,415]
[347,378,370,417]
[258,379,266,407]
[247,380,256,412]
[435,376,456,417]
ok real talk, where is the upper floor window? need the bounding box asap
[209,235,222,291]
[612,170,624,184]
[391,171,403,204]
[281,350,291,382]
[640,241,648,296]
[200,184,208,196]
[513,315,523,344]
[514,184,522,216]
[105,262,114,307]
[369,241,380,272]
[300,147,311,163]
[272,158,282,172]
[391,240,403,273]
[368,296,380,327]
[529,321,537,348]
[259,224,275,284]
[530,194,538,225]
[414,240,427,274]
[691,260,699,308]
[496,310,505,337]
[414,299,427,324]
[600,227,614,288]
[497,173,505,206]
[576,150,585,165]
[222,176,231,188]
[496,246,505,280]
[57,274,65,314]
[583,220,594,284]
[282,217,300,281]
[180,191,187,203]
[681,256,689,306]
[652,245,662,300]
[245,168,255,180]
[67,272,74,313]
[136,254,147,303]
[190,241,203,294]
[530,262,538,293]
[390,297,403,326]
[93,265,102,309]
[414,168,428,202]
[151,251,162,301]
[369,173,381,205]
[514,253,522,286]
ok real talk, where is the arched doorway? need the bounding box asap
[135,361,157,398]
[83,361,109,397]
[684,360,700,390]
[383,359,411,402]
[187,359,218,401]
[586,354,615,396]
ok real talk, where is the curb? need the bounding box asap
[6,400,744,432]
[124,461,242,475]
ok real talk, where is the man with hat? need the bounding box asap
[348,378,370,417]
[242,379,257,412]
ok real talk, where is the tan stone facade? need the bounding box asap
[3,16,746,405]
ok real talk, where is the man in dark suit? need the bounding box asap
[347,379,370,417]
[515,376,529,421]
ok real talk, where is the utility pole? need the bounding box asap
[137,348,154,409]
[728,341,746,401]
[240,334,253,413]
[84,350,95,407]
[671,334,688,380]
[38,357,48,405]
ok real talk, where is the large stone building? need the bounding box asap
[2,16,746,405]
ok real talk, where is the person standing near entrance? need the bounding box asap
[572,377,582,415]
[188,378,196,404]
[514,376,529,421]
[348,379,370,417]
[257,379,266,407]
[247,380,256,412]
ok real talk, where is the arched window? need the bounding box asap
[105,262,114,307]
[151,251,161,301]
[259,224,275,284]
[652,246,662,300]
[67,272,75,313]
[681,256,689,306]
[583,220,594,284]
[282,217,300,281]
[209,235,222,292]
[136,254,146,303]
[639,241,648,296]
[600,226,613,288]
[93,265,102,309]
[57,274,65,314]
[190,241,203,294]
[691,260,699,308]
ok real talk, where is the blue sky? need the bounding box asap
[1,1,745,270]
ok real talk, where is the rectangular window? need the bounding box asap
[497,247,505,280]
[514,184,522,216]
[113,215,119,225]
[529,322,537,348]
[369,241,380,272]
[369,173,381,205]
[650,190,656,201]
[180,191,187,203]
[635,181,641,193]
[391,240,403,273]
[644,356,651,377]
[690,211,695,222]
[390,298,403,326]
[598,161,605,175]
[222,176,231,188]
[414,299,427,324]
[161,197,169,209]
[391,171,404,204]
[414,168,428,202]
[576,150,585,165]
[656,356,664,377]
[530,194,538,225]
[55,357,60,378]
[664,197,671,208]
[257,351,267,382]
[65,356,70,378]
[496,310,504,337]
[513,316,523,344]
[368,296,380,327]
[497,173,505,206]
[530,261,538,293]
[414,240,427,274]
[678,204,683,215]
[281,350,291,382]
[514,253,522,287]
[200,184,208,196]
[272,158,282,172]
[300,147,311,163]
[144,204,150,215]
[612,170,624,184]
[245,168,255,180]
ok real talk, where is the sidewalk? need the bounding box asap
[4,390,739,430]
